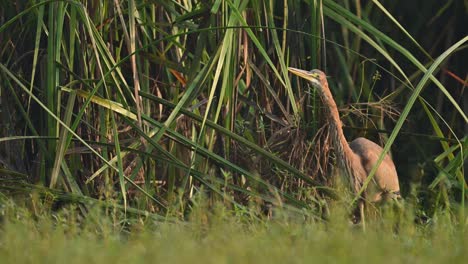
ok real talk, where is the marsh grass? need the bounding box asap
[1,198,466,264]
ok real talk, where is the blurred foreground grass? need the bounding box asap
[1,198,466,264]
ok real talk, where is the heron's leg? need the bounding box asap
[359,200,366,230]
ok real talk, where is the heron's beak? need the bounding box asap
[287,67,320,82]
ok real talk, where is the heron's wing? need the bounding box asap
[349,137,400,193]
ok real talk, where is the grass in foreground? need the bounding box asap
[0,199,466,264]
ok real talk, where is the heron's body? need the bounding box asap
[349,137,400,201]
[287,68,401,219]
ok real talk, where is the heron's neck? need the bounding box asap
[320,85,357,170]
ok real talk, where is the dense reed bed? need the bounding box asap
[0,1,466,257]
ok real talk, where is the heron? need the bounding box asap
[288,68,401,222]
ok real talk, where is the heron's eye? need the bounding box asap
[310,73,319,79]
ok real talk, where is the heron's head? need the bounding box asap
[287,68,327,89]
[288,68,333,105]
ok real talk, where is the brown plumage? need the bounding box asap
[288,68,401,220]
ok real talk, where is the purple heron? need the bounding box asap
[288,68,401,221]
